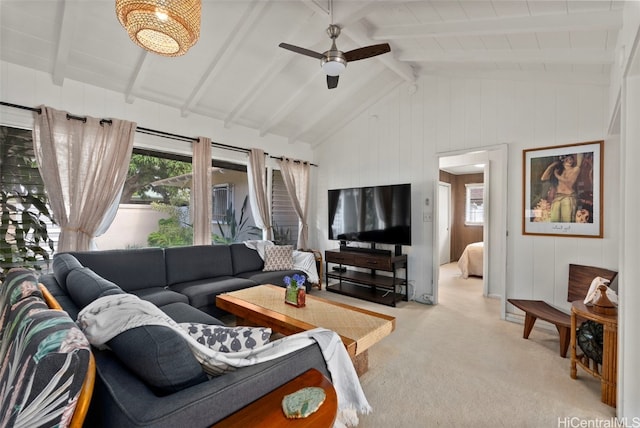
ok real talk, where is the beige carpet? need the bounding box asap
[310,262,616,428]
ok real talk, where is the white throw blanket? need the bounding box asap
[77,294,370,427]
[244,240,320,284]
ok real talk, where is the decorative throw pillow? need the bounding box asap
[262,245,293,271]
[107,325,208,395]
[178,323,271,352]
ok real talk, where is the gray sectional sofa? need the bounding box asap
[38,244,329,427]
[61,243,310,317]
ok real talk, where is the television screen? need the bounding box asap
[328,183,411,246]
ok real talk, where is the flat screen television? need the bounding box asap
[328,183,411,246]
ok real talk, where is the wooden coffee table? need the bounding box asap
[216,285,395,375]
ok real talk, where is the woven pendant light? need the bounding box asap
[115,0,201,57]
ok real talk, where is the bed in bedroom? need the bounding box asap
[458,241,484,278]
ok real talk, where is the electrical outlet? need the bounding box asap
[423,213,433,222]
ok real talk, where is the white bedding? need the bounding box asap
[458,241,484,279]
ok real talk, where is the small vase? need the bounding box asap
[285,284,305,307]
[296,287,306,307]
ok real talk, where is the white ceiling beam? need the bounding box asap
[300,0,416,83]
[259,70,320,137]
[287,63,383,144]
[399,49,614,64]
[124,51,149,104]
[224,10,318,128]
[343,20,415,83]
[311,75,403,147]
[421,69,611,86]
[180,0,270,116]
[52,0,78,86]
[372,9,623,40]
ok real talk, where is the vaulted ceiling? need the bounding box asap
[0,1,624,147]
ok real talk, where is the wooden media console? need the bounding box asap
[325,249,408,307]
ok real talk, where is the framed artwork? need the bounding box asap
[522,140,603,238]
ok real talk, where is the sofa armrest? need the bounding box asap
[88,342,330,428]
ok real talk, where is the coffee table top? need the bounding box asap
[217,285,395,357]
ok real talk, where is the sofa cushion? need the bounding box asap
[0,268,43,307]
[66,248,167,292]
[39,274,82,320]
[107,325,208,395]
[262,245,293,271]
[179,323,271,352]
[0,269,92,428]
[165,245,233,285]
[130,287,189,307]
[66,267,125,309]
[170,276,256,309]
[230,243,264,274]
[159,302,225,325]
[52,253,83,291]
[236,269,309,289]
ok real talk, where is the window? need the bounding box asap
[271,170,298,247]
[0,126,57,279]
[212,184,233,223]
[465,183,484,226]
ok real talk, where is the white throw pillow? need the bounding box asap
[263,245,293,271]
[178,324,271,352]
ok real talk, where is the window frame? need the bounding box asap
[212,183,233,224]
[464,182,484,226]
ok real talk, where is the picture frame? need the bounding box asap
[522,140,603,238]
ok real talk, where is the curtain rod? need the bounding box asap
[1,101,317,166]
[0,101,246,151]
[269,155,318,167]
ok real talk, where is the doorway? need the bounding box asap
[432,145,508,319]
[438,182,451,265]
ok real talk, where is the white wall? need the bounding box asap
[0,61,314,166]
[312,75,617,311]
[94,205,167,250]
[619,60,640,420]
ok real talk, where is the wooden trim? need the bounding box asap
[70,353,96,428]
[39,283,96,428]
[38,283,62,310]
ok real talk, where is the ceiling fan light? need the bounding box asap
[321,59,346,76]
[115,0,201,57]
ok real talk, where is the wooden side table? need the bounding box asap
[212,369,337,428]
[570,300,618,407]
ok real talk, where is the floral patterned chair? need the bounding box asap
[0,268,94,428]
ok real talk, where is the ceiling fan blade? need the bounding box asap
[344,43,391,62]
[327,75,339,89]
[279,43,324,60]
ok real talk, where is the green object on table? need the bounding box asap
[281,387,326,419]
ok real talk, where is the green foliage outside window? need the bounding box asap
[0,127,55,280]
[212,195,261,244]
[147,203,193,248]
[147,195,260,247]
[123,153,192,204]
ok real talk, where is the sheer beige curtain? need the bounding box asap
[277,158,310,249]
[247,148,272,240]
[32,106,136,252]
[192,136,212,245]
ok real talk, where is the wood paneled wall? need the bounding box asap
[439,171,484,261]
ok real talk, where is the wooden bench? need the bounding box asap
[508,264,617,358]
